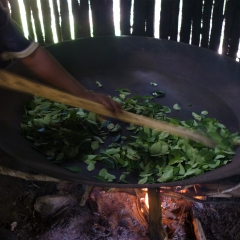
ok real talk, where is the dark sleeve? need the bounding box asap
[0,4,39,60]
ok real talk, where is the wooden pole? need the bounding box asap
[148,188,168,240]
[0,165,61,182]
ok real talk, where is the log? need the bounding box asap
[0,165,61,182]
[148,188,168,240]
[80,185,93,206]
[120,0,131,35]
[201,0,213,48]
[193,218,206,240]
[209,0,225,52]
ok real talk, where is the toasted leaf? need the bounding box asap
[173,104,181,110]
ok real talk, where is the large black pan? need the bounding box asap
[1,36,240,188]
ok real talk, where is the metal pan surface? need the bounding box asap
[1,36,240,187]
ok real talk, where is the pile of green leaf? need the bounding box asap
[21,89,240,184]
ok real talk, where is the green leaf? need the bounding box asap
[56,152,64,161]
[98,168,116,182]
[158,168,173,182]
[66,166,82,173]
[88,112,97,122]
[208,160,220,169]
[87,162,95,171]
[85,155,98,161]
[91,141,99,150]
[173,104,181,110]
[138,177,148,184]
[99,168,107,177]
[178,163,185,175]
[149,141,169,156]
[93,136,104,144]
[192,112,201,121]
[96,81,102,87]
[119,174,128,183]
[150,82,158,86]
[105,148,121,155]
[184,168,201,177]
[201,110,208,115]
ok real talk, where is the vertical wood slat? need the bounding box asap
[90,0,114,36]
[209,0,224,52]
[71,0,81,39]
[52,0,62,42]
[160,0,172,39]
[170,0,180,41]
[79,0,91,37]
[160,0,180,40]
[8,0,22,29]
[72,0,90,38]
[228,0,240,58]
[180,0,194,43]
[23,0,34,40]
[60,0,71,40]
[29,0,44,43]
[132,0,146,36]
[201,0,213,48]
[145,0,155,37]
[41,0,54,43]
[222,0,238,57]
[120,0,131,35]
[133,0,154,37]
[191,0,203,46]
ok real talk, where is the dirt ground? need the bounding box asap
[0,151,195,240]
[193,201,240,240]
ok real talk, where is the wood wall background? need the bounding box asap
[1,0,240,60]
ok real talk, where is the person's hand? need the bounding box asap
[84,92,122,114]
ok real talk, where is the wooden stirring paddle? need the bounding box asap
[0,70,216,148]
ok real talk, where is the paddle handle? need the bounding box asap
[0,70,216,148]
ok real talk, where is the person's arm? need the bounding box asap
[0,4,121,113]
[19,46,122,113]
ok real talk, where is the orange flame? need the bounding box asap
[144,193,149,208]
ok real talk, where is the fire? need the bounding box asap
[194,196,206,200]
[140,189,149,210]
[179,188,188,193]
[144,192,149,208]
